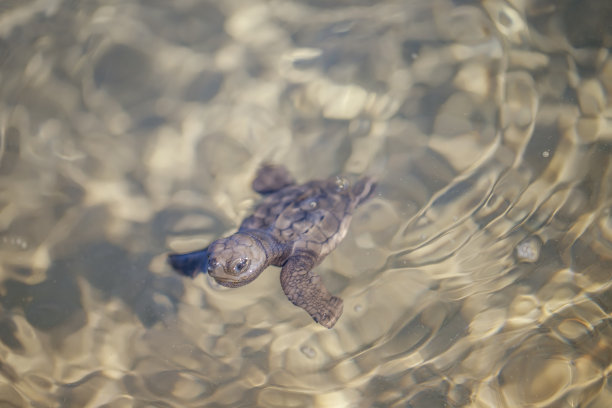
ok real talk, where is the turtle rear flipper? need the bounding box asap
[352,176,377,206]
[252,164,296,194]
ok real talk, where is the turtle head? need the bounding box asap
[206,233,269,287]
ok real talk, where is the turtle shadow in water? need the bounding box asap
[0,242,184,342]
[0,209,194,347]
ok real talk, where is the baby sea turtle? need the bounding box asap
[168,165,376,328]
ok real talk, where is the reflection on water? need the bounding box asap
[1,0,612,406]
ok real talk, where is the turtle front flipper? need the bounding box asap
[252,164,295,194]
[168,248,208,278]
[280,253,344,328]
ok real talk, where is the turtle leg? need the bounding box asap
[352,176,377,206]
[168,248,208,278]
[252,164,295,194]
[280,254,343,328]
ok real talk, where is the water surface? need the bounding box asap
[1,0,612,407]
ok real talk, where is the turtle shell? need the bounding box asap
[240,175,374,259]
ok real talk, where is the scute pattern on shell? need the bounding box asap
[240,179,356,259]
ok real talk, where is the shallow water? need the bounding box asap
[1,0,612,407]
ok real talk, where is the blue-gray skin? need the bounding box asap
[168,165,376,328]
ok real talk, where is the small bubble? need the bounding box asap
[309,200,317,209]
[515,236,542,263]
[354,304,363,313]
[335,176,350,192]
[542,150,550,158]
[300,345,316,359]
[1,235,29,250]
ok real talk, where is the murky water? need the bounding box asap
[1,0,612,406]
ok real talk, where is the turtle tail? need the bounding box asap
[168,249,208,278]
[352,176,377,206]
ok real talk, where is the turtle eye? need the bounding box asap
[233,258,249,274]
[207,258,218,273]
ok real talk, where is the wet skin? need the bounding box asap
[168,164,376,328]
